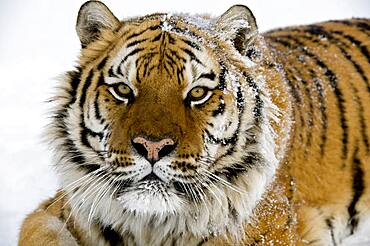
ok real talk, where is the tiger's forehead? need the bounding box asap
[104,16,220,88]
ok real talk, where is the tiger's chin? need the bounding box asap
[116,180,185,215]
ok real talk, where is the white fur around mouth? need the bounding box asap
[116,180,185,215]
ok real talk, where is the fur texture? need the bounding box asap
[19,1,370,245]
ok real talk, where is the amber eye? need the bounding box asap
[186,86,212,106]
[189,87,207,100]
[108,83,133,102]
[116,84,131,96]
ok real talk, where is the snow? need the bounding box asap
[0,0,369,245]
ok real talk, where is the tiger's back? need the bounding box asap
[265,19,370,244]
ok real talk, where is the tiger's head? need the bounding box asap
[51,1,289,239]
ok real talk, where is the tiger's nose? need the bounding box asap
[132,137,176,164]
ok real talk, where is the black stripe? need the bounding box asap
[165,53,177,67]
[108,67,116,78]
[272,36,349,161]
[168,34,176,45]
[141,58,150,78]
[146,64,157,77]
[67,69,81,105]
[79,70,94,108]
[125,25,160,40]
[136,52,158,78]
[204,129,238,146]
[168,49,187,63]
[266,39,306,142]
[53,71,104,174]
[279,34,318,149]
[126,38,148,48]
[300,78,314,148]
[301,26,370,151]
[176,65,185,84]
[217,67,226,91]
[227,198,240,226]
[310,69,328,156]
[215,153,262,181]
[182,48,202,65]
[351,84,370,153]
[245,73,263,122]
[151,33,162,42]
[285,64,314,149]
[305,26,370,93]
[57,130,100,173]
[120,48,145,66]
[332,20,370,35]
[96,72,105,87]
[80,127,104,148]
[171,27,201,40]
[94,90,102,120]
[181,38,201,50]
[354,20,370,31]
[208,68,247,166]
[212,96,225,117]
[101,225,124,246]
[348,144,364,234]
[270,40,302,104]
[325,218,337,246]
[59,195,65,221]
[196,238,209,246]
[80,113,104,149]
[332,31,370,64]
[198,71,216,81]
[63,141,86,167]
[163,62,173,75]
[97,57,108,70]
[135,69,142,84]
[235,83,244,111]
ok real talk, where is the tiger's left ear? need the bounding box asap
[216,5,258,55]
[76,1,121,47]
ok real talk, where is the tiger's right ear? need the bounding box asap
[76,1,121,47]
[216,5,258,55]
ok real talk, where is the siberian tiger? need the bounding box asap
[19,1,370,245]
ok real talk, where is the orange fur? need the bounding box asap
[19,2,370,245]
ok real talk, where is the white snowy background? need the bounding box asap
[0,0,368,245]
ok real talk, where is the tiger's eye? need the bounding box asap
[116,84,131,96]
[190,87,206,99]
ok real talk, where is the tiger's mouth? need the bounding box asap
[113,170,201,208]
[114,173,187,214]
[114,171,177,197]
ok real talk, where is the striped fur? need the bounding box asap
[19,2,370,245]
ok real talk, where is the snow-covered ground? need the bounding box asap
[0,0,368,245]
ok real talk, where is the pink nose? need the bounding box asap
[132,137,176,164]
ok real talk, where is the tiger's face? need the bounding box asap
[54,2,280,234]
[80,22,249,213]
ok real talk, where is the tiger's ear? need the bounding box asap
[76,1,121,47]
[216,5,258,55]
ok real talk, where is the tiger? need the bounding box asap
[19,1,370,245]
